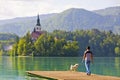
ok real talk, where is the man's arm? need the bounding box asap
[83,51,86,61]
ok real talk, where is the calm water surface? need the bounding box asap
[0,56,119,80]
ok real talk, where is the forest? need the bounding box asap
[9,29,120,57]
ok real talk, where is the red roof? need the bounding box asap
[31,31,43,40]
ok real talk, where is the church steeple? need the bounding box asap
[36,14,41,26]
[31,14,44,42]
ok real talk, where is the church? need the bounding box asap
[31,14,44,41]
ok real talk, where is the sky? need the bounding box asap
[0,0,120,20]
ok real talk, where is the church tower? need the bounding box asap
[35,14,41,32]
[31,14,43,41]
[36,14,41,26]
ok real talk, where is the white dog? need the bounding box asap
[70,64,79,71]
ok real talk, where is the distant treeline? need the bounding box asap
[10,29,120,57]
[0,33,18,55]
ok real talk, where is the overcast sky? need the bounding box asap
[0,0,120,20]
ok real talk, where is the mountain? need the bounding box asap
[94,6,120,16]
[94,6,120,34]
[0,6,120,36]
[43,8,103,31]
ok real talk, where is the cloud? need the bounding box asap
[0,0,53,19]
[0,0,120,20]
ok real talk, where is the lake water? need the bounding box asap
[0,56,119,80]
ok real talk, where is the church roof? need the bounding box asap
[31,31,42,39]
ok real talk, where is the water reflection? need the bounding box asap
[91,57,120,77]
[115,57,120,76]
[0,56,119,80]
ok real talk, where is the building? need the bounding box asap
[3,45,13,51]
[31,14,44,41]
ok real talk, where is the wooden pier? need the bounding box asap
[26,71,120,80]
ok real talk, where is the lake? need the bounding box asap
[0,56,119,80]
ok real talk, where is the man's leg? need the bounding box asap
[85,60,91,75]
[87,61,91,75]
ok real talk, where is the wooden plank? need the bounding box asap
[26,71,120,80]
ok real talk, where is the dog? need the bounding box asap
[70,63,79,71]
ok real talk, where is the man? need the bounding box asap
[83,46,93,75]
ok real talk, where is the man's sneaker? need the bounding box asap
[87,73,91,76]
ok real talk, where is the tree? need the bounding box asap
[10,29,120,57]
[23,31,33,55]
[53,38,66,56]
[10,43,18,56]
[34,34,46,56]
[17,38,26,55]
[115,47,120,56]
[63,41,79,56]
